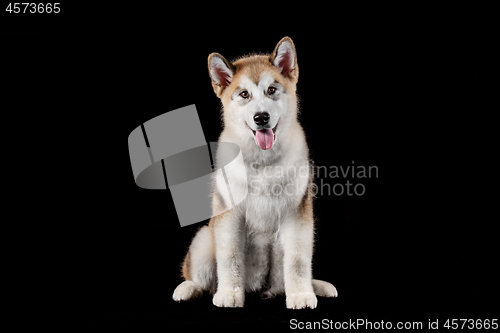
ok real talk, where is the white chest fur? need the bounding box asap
[244,160,308,231]
[214,148,310,234]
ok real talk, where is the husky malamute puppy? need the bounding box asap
[173,37,337,309]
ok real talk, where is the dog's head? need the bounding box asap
[208,37,298,151]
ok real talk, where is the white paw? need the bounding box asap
[213,289,245,308]
[286,292,318,309]
[312,279,338,297]
[172,281,203,302]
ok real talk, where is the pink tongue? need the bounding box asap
[255,129,274,150]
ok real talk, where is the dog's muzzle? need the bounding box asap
[248,118,279,150]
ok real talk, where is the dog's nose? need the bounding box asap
[253,112,270,126]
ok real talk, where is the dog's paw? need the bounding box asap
[213,289,245,308]
[286,292,318,309]
[172,281,203,302]
[312,279,338,298]
[260,289,283,299]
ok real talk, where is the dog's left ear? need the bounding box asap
[270,37,298,83]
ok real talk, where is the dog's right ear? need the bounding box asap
[208,53,235,98]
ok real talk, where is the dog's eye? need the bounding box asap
[240,90,249,98]
[268,86,276,95]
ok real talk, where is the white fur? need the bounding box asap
[172,280,202,301]
[187,226,216,292]
[225,72,288,135]
[273,40,295,73]
[173,40,337,309]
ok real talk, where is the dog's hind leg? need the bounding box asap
[312,279,338,298]
[173,225,216,302]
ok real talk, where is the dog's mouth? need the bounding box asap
[249,122,278,150]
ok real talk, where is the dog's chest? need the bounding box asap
[242,163,307,231]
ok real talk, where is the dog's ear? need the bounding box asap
[208,53,235,98]
[270,37,298,83]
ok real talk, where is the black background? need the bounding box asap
[3,4,497,332]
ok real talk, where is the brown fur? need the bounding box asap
[209,37,299,103]
[211,188,227,217]
[269,36,299,83]
[181,249,191,280]
[298,188,314,224]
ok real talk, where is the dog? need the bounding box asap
[172,37,337,309]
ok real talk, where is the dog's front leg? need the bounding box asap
[280,217,317,309]
[212,211,245,307]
